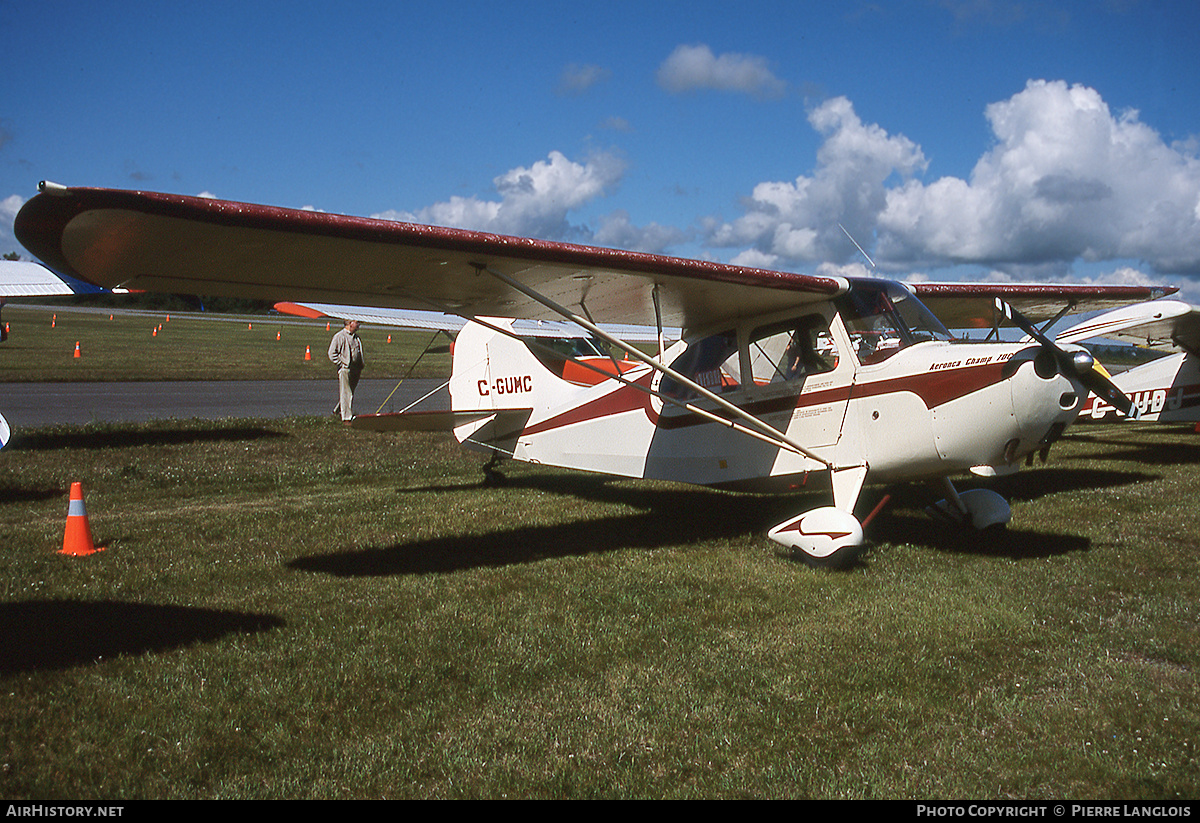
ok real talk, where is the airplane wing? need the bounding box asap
[273,300,678,342]
[0,259,104,297]
[908,282,1178,329]
[1055,299,1200,354]
[15,184,849,331]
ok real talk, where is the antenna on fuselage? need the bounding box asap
[838,223,876,271]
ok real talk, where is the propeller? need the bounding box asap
[993,298,1139,419]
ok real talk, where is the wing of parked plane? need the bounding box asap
[15,183,852,332]
[0,259,104,297]
[1054,299,1200,354]
[909,281,1177,330]
[273,301,677,342]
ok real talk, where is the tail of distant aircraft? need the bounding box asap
[1080,351,1200,423]
[1053,299,1200,425]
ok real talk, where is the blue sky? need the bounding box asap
[3,0,1200,301]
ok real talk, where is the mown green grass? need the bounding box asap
[1,414,1197,799]
[0,303,450,381]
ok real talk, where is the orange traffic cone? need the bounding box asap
[276,331,281,341]
[304,345,311,361]
[73,341,81,358]
[60,482,105,556]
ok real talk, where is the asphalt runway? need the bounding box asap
[1,378,449,428]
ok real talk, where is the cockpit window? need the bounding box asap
[748,315,838,384]
[835,281,952,364]
[661,330,740,398]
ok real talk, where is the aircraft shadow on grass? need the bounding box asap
[290,476,784,577]
[0,484,65,505]
[287,461,1156,577]
[8,425,286,452]
[1060,426,1200,467]
[0,600,283,675]
[860,464,1159,560]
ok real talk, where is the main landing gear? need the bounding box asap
[768,478,1011,570]
[767,506,866,570]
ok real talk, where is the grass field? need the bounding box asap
[0,305,1198,799]
[0,303,451,382]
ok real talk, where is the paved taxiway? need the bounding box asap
[2,378,448,428]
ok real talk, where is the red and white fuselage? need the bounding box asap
[449,299,1083,493]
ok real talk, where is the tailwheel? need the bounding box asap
[768,506,866,570]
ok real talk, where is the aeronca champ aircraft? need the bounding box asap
[14,182,1178,567]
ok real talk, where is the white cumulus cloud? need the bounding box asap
[656,44,786,98]
[706,95,926,266]
[374,150,626,242]
[593,210,689,254]
[704,80,1200,279]
[879,80,1200,274]
[557,63,611,96]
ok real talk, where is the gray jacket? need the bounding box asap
[328,328,364,370]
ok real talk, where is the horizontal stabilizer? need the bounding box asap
[350,408,532,433]
[351,411,489,432]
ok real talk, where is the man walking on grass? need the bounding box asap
[328,318,364,424]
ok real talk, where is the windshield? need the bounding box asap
[835,281,952,364]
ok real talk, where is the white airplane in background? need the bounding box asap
[0,259,85,298]
[14,182,1177,567]
[0,258,101,333]
[0,257,108,339]
[0,259,106,448]
[1051,300,1200,425]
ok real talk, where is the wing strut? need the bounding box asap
[652,284,666,361]
[370,287,828,461]
[476,264,833,468]
[1037,301,1076,336]
[445,312,828,460]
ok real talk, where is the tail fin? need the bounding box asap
[1084,351,1199,423]
[448,318,589,448]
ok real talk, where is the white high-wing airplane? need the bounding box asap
[14,182,1177,567]
[0,259,107,448]
[0,258,100,334]
[0,259,86,298]
[1051,300,1200,424]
